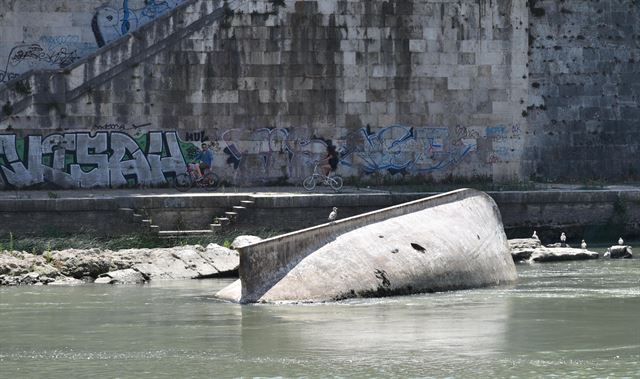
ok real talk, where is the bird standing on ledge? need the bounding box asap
[328,207,338,222]
[581,240,587,249]
[532,231,539,240]
[560,232,566,245]
[618,237,624,245]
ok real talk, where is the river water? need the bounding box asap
[1,258,639,378]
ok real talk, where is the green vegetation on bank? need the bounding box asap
[0,228,286,254]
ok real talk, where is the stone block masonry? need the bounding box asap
[2,0,636,189]
[0,0,529,189]
[524,0,640,182]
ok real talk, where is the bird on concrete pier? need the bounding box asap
[560,232,566,245]
[532,230,539,240]
[581,239,587,249]
[618,237,624,245]
[328,207,338,222]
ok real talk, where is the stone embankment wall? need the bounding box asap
[1,0,638,189]
[0,0,528,189]
[1,190,639,242]
[523,0,640,181]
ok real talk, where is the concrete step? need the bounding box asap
[210,223,223,231]
[240,200,255,206]
[232,206,247,211]
[158,230,214,237]
[216,217,231,226]
[225,211,239,218]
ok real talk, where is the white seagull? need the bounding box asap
[328,207,338,222]
[581,239,587,249]
[618,237,624,245]
[532,231,539,240]
[604,248,611,258]
[560,232,566,243]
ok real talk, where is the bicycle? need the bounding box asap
[303,161,343,192]
[173,165,220,192]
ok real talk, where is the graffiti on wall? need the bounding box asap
[0,131,195,188]
[92,0,186,47]
[0,1,185,83]
[336,124,478,175]
[0,37,95,83]
[221,127,321,178]
[0,123,523,188]
[219,124,491,178]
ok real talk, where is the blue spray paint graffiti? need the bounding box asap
[92,0,185,47]
[340,125,478,175]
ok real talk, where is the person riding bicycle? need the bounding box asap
[189,142,214,180]
[321,144,339,177]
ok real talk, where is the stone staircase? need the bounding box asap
[0,0,246,122]
[118,198,257,238]
[210,199,255,231]
[118,207,160,234]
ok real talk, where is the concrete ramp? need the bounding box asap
[216,188,517,303]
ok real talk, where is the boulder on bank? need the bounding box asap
[53,249,111,278]
[509,238,599,263]
[95,269,147,284]
[230,235,262,249]
[529,247,599,262]
[508,238,542,262]
[606,245,633,259]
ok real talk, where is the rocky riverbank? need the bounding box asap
[509,238,633,262]
[0,235,261,286]
[2,234,634,286]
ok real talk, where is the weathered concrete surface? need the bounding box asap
[217,189,517,303]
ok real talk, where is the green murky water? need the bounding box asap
[1,259,639,378]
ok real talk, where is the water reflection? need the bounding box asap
[1,261,639,378]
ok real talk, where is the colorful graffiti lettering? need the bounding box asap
[0,131,193,188]
[339,124,478,175]
[92,0,185,47]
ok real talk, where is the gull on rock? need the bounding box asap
[604,248,611,258]
[618,237,624,245]
[532,231,539,240]
[560,232,566,243]
[328,207,338,221]
[581,240,587,249]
